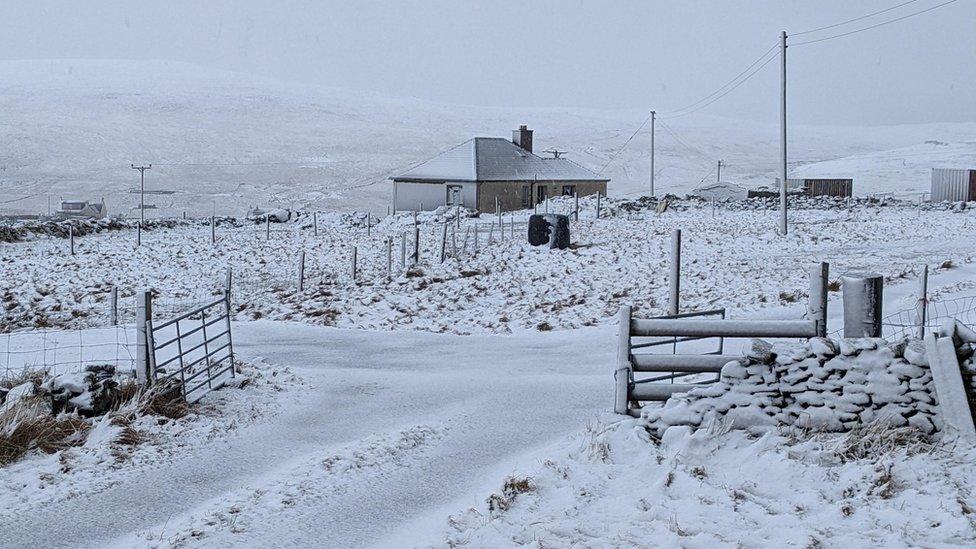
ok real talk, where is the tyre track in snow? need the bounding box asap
[1,322,612,548]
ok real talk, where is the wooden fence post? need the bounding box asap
[615,306,632,415]
[225,267,233,298]
[211,215,216,244]
[400,232,407,268]
[69,225,75,255]
[596,192,602,219]
[137,222,141,247]
[412,225,420,265]
[367,213,372,236]
[135,290,153,384]
[298,251,306,291]
[487,221,495,244]
[440,222,448,263]
[109,286,118,326]
[842,272,884,338]
[808,262,829,337]
[451,223,457,257]
[473,222,479,251]
[916,265,929,339]
[351,246,358,282]
[668,229,681,315]
[265,214,270,241]
[574,192,579,221]
[313,211,318,236]
[462,226,470,253]
[386,238,393,278]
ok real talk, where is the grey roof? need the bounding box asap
[393,137,607,182]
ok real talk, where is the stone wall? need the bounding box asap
[640,337,941,437]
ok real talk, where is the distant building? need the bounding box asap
[55,199,107,220]
[931,168,976,202]
[784,178,853,198]
[391,125,609,213]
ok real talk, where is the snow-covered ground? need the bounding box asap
[3,198,975,336]
[1,60,974,218]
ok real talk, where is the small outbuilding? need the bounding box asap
[391,125,609,213]
[931,168,976,202]
[55,199,107,220]
[785,178,853,198]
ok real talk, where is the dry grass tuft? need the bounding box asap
[134,379,188,419]
[0,397,90,466]
[487,475,536,513]
[827,422,931,463]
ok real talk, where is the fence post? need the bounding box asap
[386,238,393,278]
[367,213,372,236]
[808,261,829,337]
[842,272,884,338]
[614,306,632,415]
[298,251,306,292]
[668,229,681,315]
[313,211,318,236]
[400,232,407,268]
[69,225,75,255]
[462,226,470,253]
[574,192,579,221]
[473,222,479,251]
[137,222,141,247]
[412,225,420,265]
[182,211,186,220]
[451,223,457,257]
[135,290,153,384]
[487,221,495,244]
[265,214,270,241]
[596,192,602,219]
[210,215,216,244]
[440,222,448,263]
[351,246,358,282]
[225,266,233,298]
[916,265,929,339]
[109,286,118,326]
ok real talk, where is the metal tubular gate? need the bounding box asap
[146,291,235,403]
[615,263,829,416]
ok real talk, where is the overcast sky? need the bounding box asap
[3,0,974,125]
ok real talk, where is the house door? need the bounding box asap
[446,185,462,206]
[536,185,548,204]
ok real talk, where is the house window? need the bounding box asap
[521,186,531,206]
[446,184,462,206]
[562,185,576,196]
[536,185,548,203]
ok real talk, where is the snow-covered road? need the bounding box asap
[1,322,614,548]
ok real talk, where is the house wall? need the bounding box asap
[477,180,608,212]
[393,181,478,212]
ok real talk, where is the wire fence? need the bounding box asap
[880,295,976,341]
[0,324,136,382]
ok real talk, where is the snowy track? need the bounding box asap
[0,322,613,548]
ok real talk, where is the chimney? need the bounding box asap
[512,124,533,153]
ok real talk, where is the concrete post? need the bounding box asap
[842,272,884,338]
[808,262,829,337]
[614,306,632,415]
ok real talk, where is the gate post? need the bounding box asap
[842,272,884,338]
[808,262,829,337]
[916,265,929,339]
[136,290,153,384]
[615,306,632,415]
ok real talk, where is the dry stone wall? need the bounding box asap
[640,336,942,437]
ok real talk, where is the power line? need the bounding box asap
[596,111,654,175]
[792,0,959,46]
[658,42,779,117]
[792,0,923,36]
[662,51,779,119]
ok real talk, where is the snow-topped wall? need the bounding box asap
[641,337,942,436]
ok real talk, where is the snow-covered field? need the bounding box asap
[2,60,975,218]
[3,198,975,337]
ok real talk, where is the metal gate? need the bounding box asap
[146,292,235,403]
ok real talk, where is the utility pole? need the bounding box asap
[131,164,151,245]
[650,110,656,197]
[779,31,789,236]
[716,160,723,183]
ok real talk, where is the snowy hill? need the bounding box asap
[0,59,973,217]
